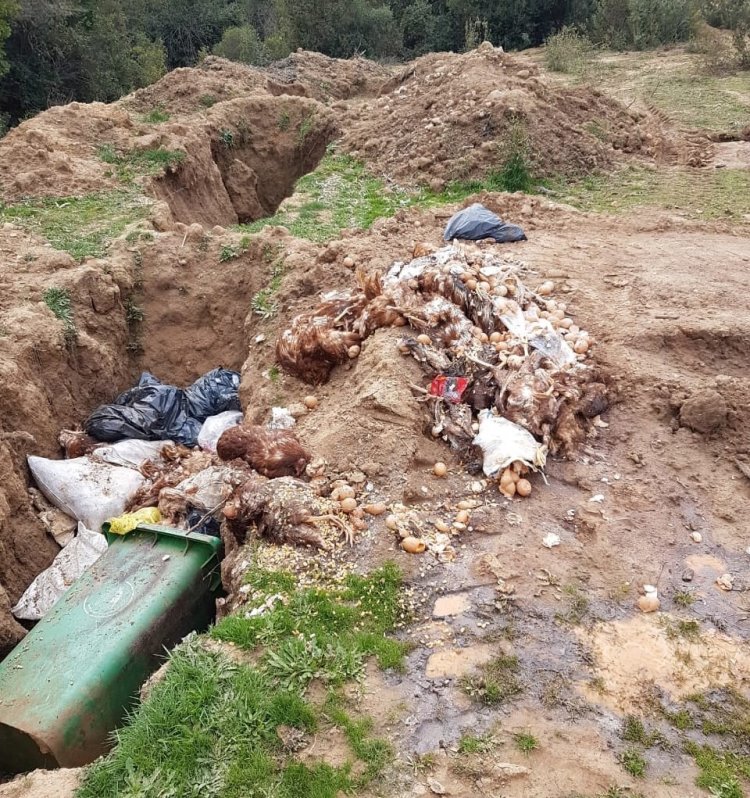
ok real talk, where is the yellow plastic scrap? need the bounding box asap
[107,507,161,535]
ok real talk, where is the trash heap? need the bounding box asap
[276,238,608,498]
[17,368,363,621]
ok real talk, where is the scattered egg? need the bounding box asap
[340,498,357,513]
[401,536,426,554]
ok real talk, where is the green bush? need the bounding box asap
[545,26,592,72]
[628,0,696,48]
[213,24,265,64]
[592,0,696,49]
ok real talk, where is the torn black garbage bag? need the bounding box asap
[444,203,527,243]
[185,368,241,421]
[84,369,241,447]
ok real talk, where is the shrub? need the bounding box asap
[592,0,696,49]
[213,24,265,65]
[545,26,592,72]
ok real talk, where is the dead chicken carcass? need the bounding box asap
[216,425,310,479]
[223,476,353,550]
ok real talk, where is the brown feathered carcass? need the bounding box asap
[275,290,368,385]
[223,475,352,549]
[216,425,310,479]
[58,429,102,459]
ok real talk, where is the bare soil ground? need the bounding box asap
[0,42,748,798]
[230,196,750,797]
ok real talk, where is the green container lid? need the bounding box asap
[0,525,222,773]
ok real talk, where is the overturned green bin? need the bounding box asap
[0,524,222,774]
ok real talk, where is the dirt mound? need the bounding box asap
[339,42,688,187]
[266,51,393,102]
[0,63,338,226]
[122,56,271,116]
[123,52,389,117]
[0,103,134,200]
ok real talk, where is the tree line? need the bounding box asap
[0,0,744,130]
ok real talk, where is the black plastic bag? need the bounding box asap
[444,203,527,243]
[84,369,240,447]
[186,507,222,537]
[185,368,241,421]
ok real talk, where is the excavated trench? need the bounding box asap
[0,109,338,660]
[0,111,346,774]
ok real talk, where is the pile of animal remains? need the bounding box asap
[57,428,361,553]
[277,243,608,497]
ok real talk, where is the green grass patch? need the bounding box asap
[142,106,170,124]
[513,731,539,753]
[664,618,702,642]
[621,715,666,748]
[239,154,414,242]
[239,152,540,245]
[538,48,750,136]
[461,654,523,707]
[619,747,647,778]
[685,741,750,798]
[98,144,185,183]
[664,707,695,730]
[78,564,406,798]
[673,590,695,608]
[555,584,591,626]
[551,164,750,222]
[457,732,497,754]
[632,71,750,135]
[0,191,150,261]
[212,562,410,682]
[324,694,392,782]
[43,287,76,343]
[251,256,284,320]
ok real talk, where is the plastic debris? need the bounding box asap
[107,507,162,536]
[267,407,296,430]
[28,455,146,532]
[542,532,561,548]
[84,369,240,447]
[473,411,547,477]
[197,410,243,452]
[429,375,469,403]
[91,439,173,470]
[444,203,527,243]
[12,523,107,620]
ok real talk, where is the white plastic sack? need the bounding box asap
[90,439,173,469]
[12,523,107,620]
[197,411,243,453]
[28,455,146,532]
[473,410,547,477]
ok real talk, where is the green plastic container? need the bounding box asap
[0,524,222,773]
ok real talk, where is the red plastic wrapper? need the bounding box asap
[429,375,469,404]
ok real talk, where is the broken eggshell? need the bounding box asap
[401,536,426,554]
